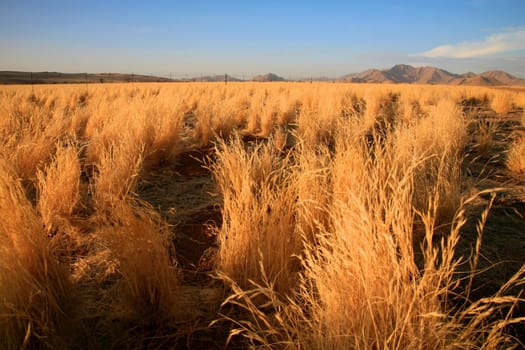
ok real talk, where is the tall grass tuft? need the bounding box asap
[0,159,73,349]
[294,141,332,246]
[141,103,184,168]
[474,119,498,160]
[92,137,144,212]
[37,141,81,234]
[95,200,180,333]
[211,136,300,295]
[506,137,525,175]
[490,91,514,114]
[397,98,468,229]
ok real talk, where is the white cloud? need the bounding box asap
[416,28,525,58]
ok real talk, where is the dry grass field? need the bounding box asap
[0,82,524,349]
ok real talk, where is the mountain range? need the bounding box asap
[341,64,525,86]
[1,65,524,86]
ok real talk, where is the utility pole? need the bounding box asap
[30,72,34,94]
[224,73,227,85]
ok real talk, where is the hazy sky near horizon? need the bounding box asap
[1,0,525,79]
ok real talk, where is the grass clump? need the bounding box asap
[211,136,300,296]
[0,159,74,349]
[506,137,525,176]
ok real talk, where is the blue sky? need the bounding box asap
[1,0,525,79]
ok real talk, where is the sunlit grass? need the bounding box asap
[0,82,523,348]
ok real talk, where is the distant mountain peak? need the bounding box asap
[390,64,417,72]
[252,73,286,82]
[479,70,519,85]
[343,64,525,86]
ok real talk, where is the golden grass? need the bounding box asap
[474,119,499,159]
[216,119,522,350]
[92,137,144,212]
[0,82,524,348]
[400,97,468,227]
[506,137,525,175]
[490,91,515,114]
[95,200,180,328]
[211,136,300,295]
[37,140,81,234]
[0,95,63,181]
[0,158,73,349]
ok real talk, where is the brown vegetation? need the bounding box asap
[0,82,524,349]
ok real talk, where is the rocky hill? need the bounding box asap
[252,73,286,82]
[343,64,525,86]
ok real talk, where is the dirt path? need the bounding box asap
[457,107,525,340]
[462,108,525,288]
[138,148,221,276]
[137,147,228,348]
